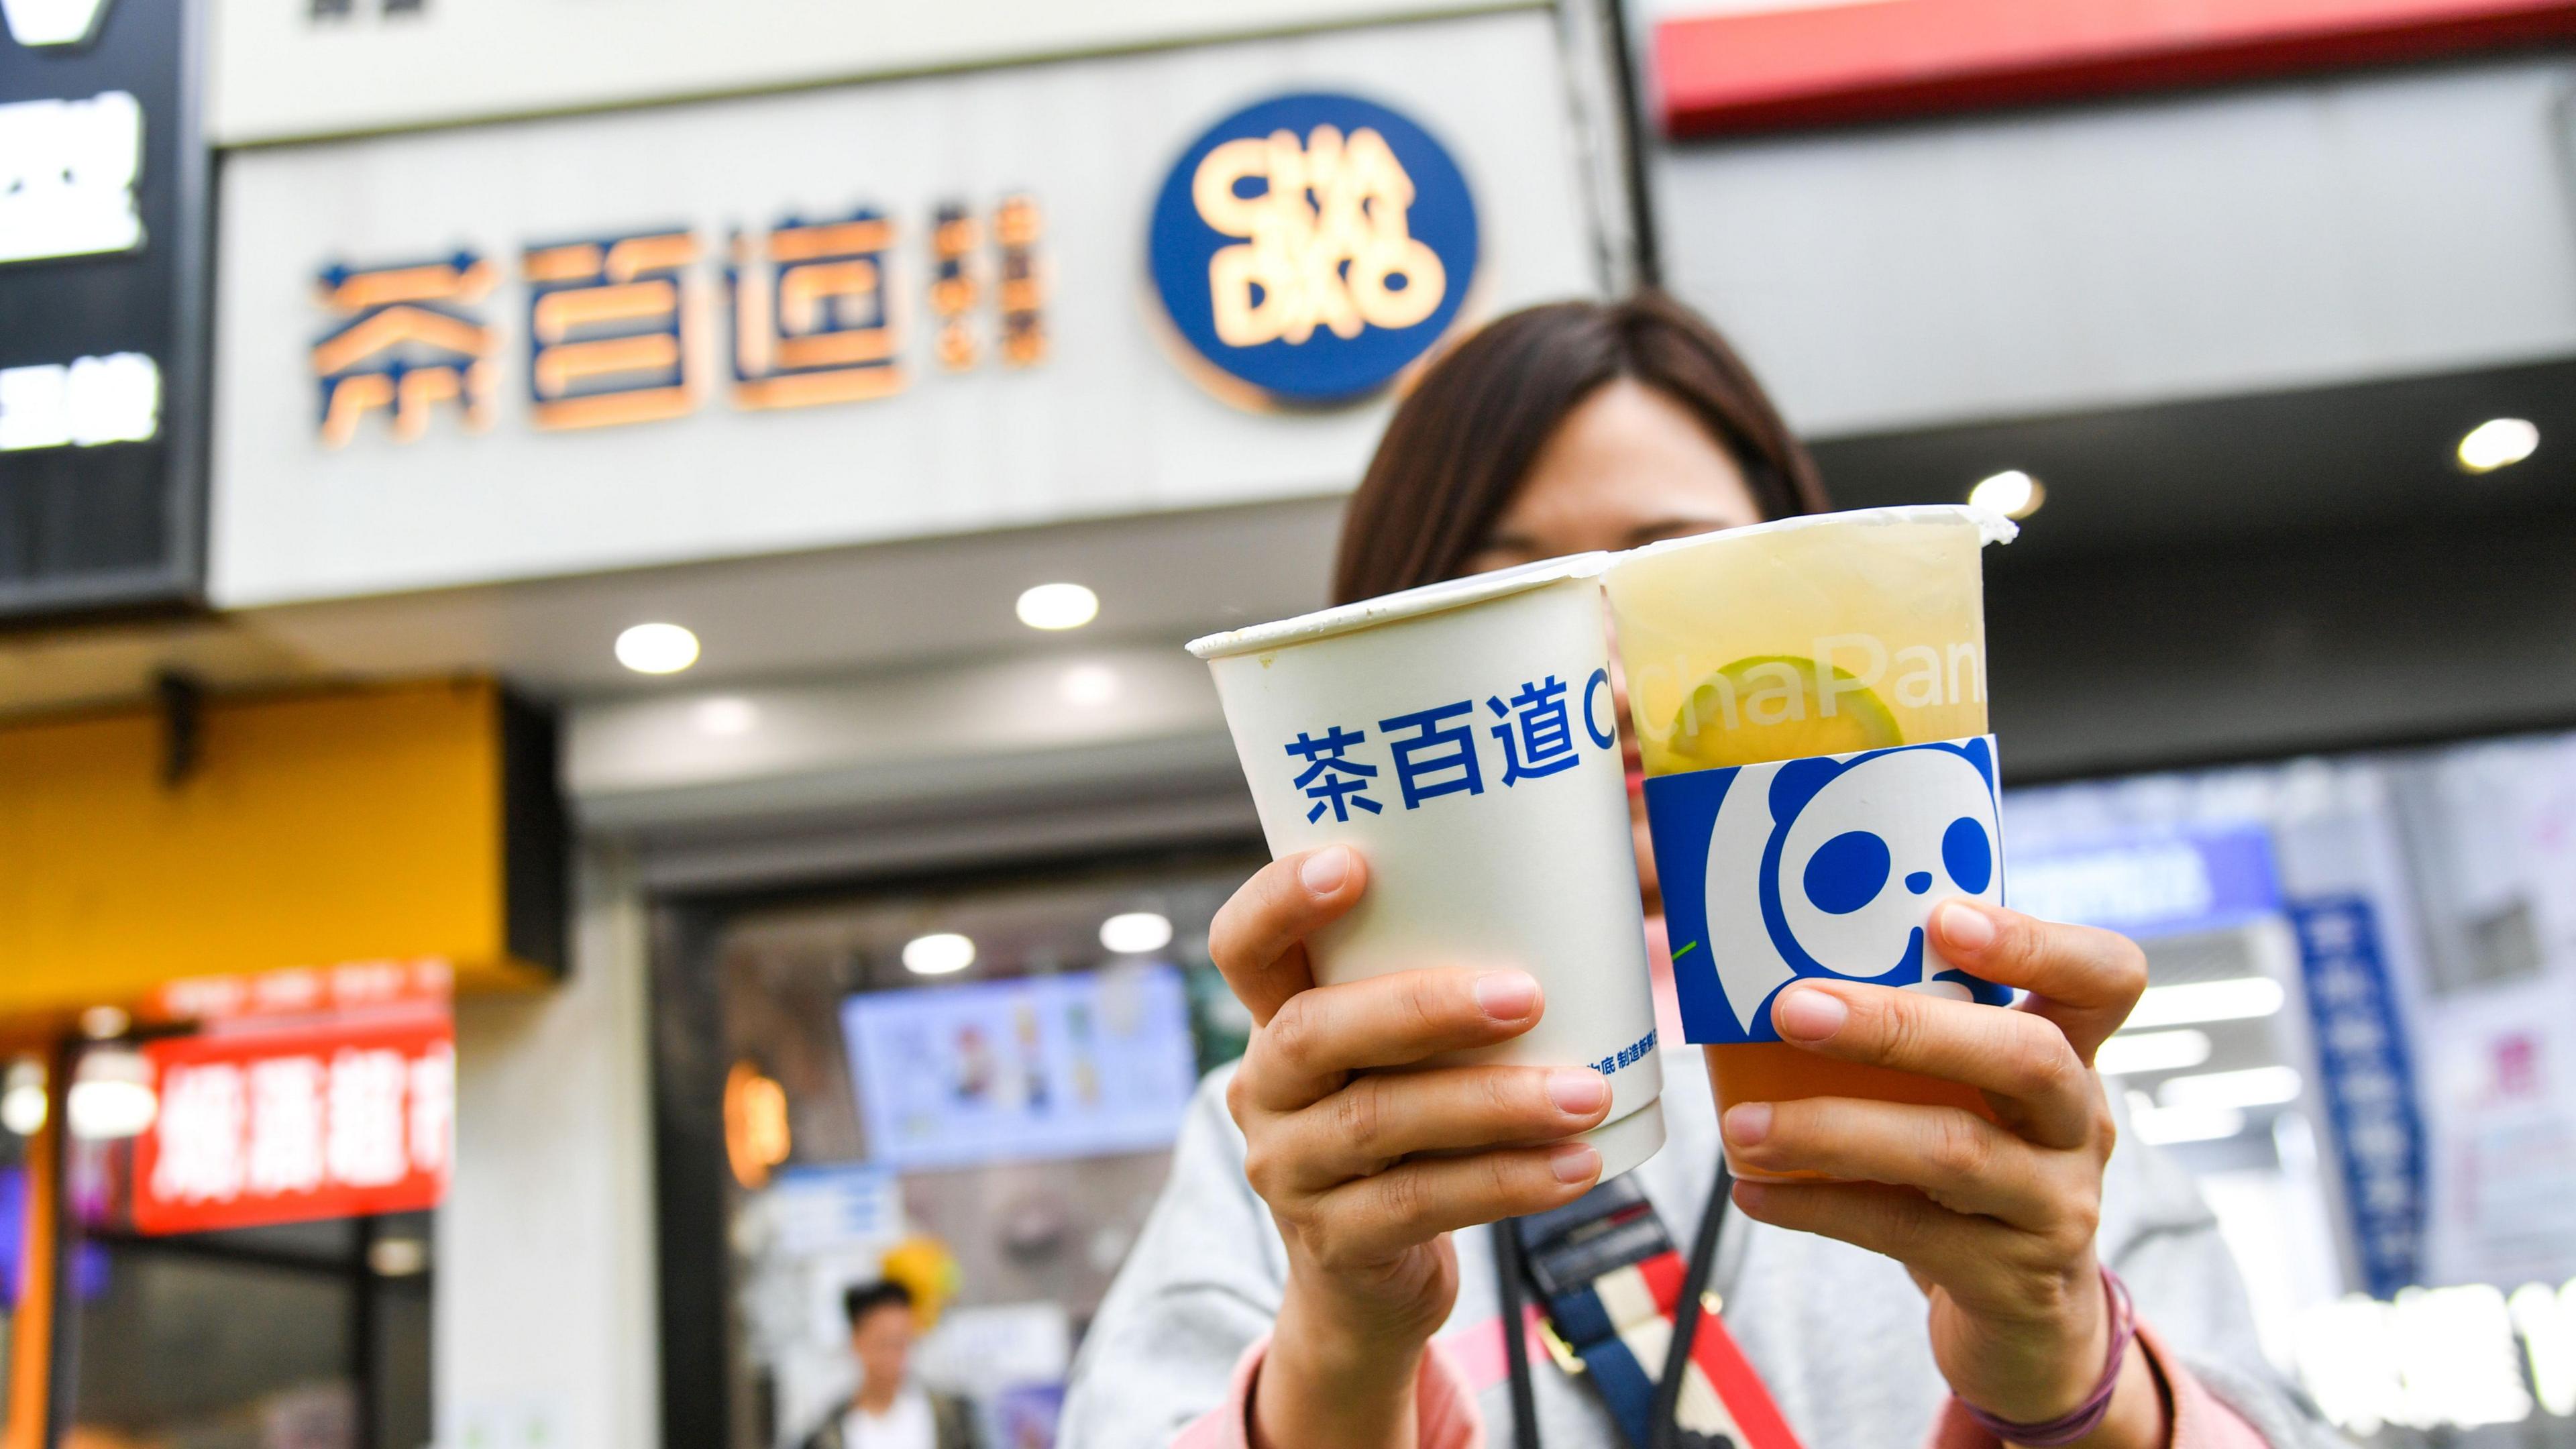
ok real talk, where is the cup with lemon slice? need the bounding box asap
[1604,506,2019,1175]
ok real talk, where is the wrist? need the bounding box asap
[2035,1338,2165,1449]
[1960,1267,2164,1449]
[1955,1265,2113,1423]
[1254,1283,1432,1449]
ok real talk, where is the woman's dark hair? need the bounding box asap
[1331,292,1827,605]
[844,1279,914,1329]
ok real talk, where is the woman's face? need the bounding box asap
[1459,378,1766,915]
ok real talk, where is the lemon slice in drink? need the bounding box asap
[1655,655,1902,770]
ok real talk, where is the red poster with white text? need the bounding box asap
[131,1015,453,1236]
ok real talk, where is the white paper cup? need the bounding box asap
[1189,556,1666,1179]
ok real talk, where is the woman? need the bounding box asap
[1061,296,2347,1449]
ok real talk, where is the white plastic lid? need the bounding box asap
[1616,503,2018,568]
[1187,551,1612,661]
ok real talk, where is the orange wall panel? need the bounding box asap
[0,678,549,1012]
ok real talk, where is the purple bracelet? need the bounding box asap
[1958,1267,2138,1447]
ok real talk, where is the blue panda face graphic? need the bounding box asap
[1667,735,2010,1039]
[1764,745,2002,991]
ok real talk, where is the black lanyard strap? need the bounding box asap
[1492,1157,1733,1449]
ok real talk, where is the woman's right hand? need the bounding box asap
[1210,845,1613,1448]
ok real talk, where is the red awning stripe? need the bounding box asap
[1656,0,2576,137]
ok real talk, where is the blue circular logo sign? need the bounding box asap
[1148,92,1479,408]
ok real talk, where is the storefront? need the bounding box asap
[172,4,1631,1446]
[3,4,566,1440]
[0,679,563,1446]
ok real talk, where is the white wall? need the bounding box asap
[437,847,660,1449]
[1656,56,2576,435]
[209,0,1529,144]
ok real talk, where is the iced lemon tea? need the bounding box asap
[1603,506,2016,1177]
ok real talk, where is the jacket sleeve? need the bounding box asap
[1921,1322,2272,1448]
[1167,1335,1489,1449]
[1059,1065,1293,1449]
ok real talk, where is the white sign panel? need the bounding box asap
[209,12,1595,607]
[209,0,1532,145]
[0,91,144,264]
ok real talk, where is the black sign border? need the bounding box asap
[0,0,212,623]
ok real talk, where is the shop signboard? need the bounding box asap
[208,0,1530,145]
[2006,826,2284,941]
[1655,0,2576,136]
[132,1012,455,1235]
[1146,91,1478,408]
[209,11,1592,606]
[147,957,455,1024]
[0,0,210,616]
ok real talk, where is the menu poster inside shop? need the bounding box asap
[209,10,1594,607]
[0,0,209,615]
[841,965,1198,1171]
[132,1014,453,1235]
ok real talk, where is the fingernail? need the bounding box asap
[1474,971,1540,1021]
[1548,1069,1609,1115]
[1723,1102,1772,1146]
[1548,1143,1602,1184]
[1937,900,1996,951]
[1299,847,1350,895]
[1775,987,1847,1041]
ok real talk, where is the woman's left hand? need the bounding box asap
[1719,900,2165,1449]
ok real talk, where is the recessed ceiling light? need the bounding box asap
[1,1059,46,1136]
[2123,977,2285,1030]
[2093,1028,2214,1078]
[1061,663,1119,706]
[902,932,976,976]
[2457,417,2538,474]
[693,696,758,736]
[369,1237,432,1277]
[1099,911,1174,955]
[2157,1064,2303,1111]
[67,1048,155,1140]
[2127,1092,2247,1146]
[1016,582,1099,631]
[616,622,700,675]
[2153,1062,2298,1103]
[1968,469,2045,519]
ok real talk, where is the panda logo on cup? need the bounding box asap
[1646,737,2014,1043]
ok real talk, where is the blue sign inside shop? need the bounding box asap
[1148,91,1479,408]
[1284,669,1617,822]
[2288,897,2426,1299]
[2005,826,2282,943]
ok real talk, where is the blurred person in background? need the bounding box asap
[1061,295,2352,1449]
[802,1281,981,1449]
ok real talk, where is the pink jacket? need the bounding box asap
[1175,1318,2265,1449]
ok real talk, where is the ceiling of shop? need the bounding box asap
[1813,354,2576,561]
[0,496,1348,722]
